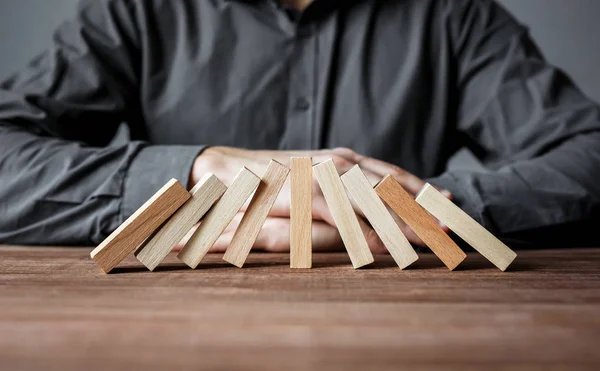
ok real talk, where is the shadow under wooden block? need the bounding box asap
[90,179,190,273]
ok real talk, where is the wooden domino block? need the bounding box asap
[134,174,227,271]
[375,175,466,270]
[90,179,190,273]
[223,160,290,267]
[178,167,260,269]
[341,165,418,269]
[313,159,374,269]
[416,183,517,271]
[290,157,312,269]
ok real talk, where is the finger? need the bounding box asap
[361,160,425,195]
[312,191,338,225]
[396,219,426,246]
[267,151,382,221]
[312,191,386,256]
[174,212,244,252]
[221,212,244,233]
[210,231,233,253]
[311,220,345,251]
[256,218,344,252]
[214,213,290,252]
[253,217,290,252]
[174,226,232,253]
[329,148,453,204]
[330,148,453,235]
[310,162,374,221]
[245,217,345,252]
[172,224,198,252]
[208,213,244,252]
[332,147,426,195]
[355,216,388,254]
[253,217,345,252]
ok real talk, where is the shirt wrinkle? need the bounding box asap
[0,0,599,246]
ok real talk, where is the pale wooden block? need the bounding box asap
[290,157,312,269]
[177,167,260,268]
[313,159,374,269]
[90,179,190,273]
[341,165,418,269]
[134,174,227,271]
[375,175,466,270]
[416,183,517,271]
[223,160,290,267]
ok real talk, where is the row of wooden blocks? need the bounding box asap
[90,158,517,273]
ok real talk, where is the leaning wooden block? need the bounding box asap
[90,179,190,273]
[290,157,313,269]
[178,167,260,269]
[223,160,290,267]
[341,165,418,269]
[313,159,374,269]
[375,175,466,270]
[134,174,227,271]
[416,183,517,271]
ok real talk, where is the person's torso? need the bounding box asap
[136,0,460,177]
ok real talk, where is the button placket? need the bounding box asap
[283,23,316,149]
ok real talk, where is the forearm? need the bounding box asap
[440,0,600,245]
[429,132,600,240]
[0,123,202,246]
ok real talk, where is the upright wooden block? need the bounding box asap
[290,157,312,269]
[313,159,374,269]
[375,175,466,270]
[341,165,418,269]
[90,179,190,273]
[178,167,260,269]
[223,161,290,267]
[416,183,517,271]
[134,174,227,271]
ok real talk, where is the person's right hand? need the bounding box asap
[190,146,451,252]
[173,213,346,253]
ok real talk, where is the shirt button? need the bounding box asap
[295,97,311,111]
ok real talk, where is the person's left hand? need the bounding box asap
[192,146,451,252]
[173,213,349,253]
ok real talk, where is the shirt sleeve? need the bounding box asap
[0,0,203,246]
[428,0,600,245]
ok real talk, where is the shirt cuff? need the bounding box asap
[425,171,492,232]
[122,144,205,220]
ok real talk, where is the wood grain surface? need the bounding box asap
[290,157,312,268]
[178,167,260,269]
[135,174,227,271]
[1,246,599,371]
[416,183,517,271]
[90,179,191,273]
[341,165,418,269]
[223,160,290,267]
[375,175,466,270]
[313,160,374,268]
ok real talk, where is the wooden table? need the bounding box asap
[0,246,599,370]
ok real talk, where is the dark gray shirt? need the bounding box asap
[1,0,599,246]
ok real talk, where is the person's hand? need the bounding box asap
[190,147,451,252]
[173,213,346,253]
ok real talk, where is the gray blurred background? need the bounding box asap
[1,0,599,166]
